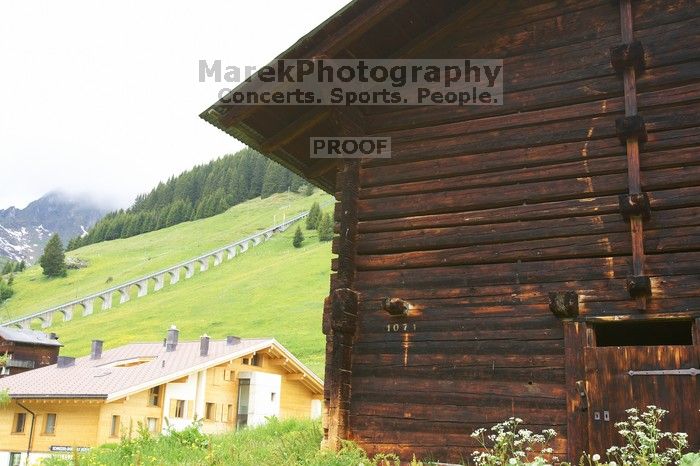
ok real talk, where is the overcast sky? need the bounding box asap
[0,0,350,210]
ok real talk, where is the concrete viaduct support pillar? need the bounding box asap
[226,246,237,259]
[41,313,53,329]
[60,307,73,322]
[198,258,208,272]
[213,251,224,266]
[101,293,113,310]
[264,231,274,240]
[239,241,249,253]
[169,269,180,285]
[18,320,31,330]
[253,236,262,246]
[154,274,165,291]
[185,263,195,279]
[118,287,130,304]
[82,298,95,316]
[137,280,148,298]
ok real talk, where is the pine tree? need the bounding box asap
[306,202,321,230]
[1,261,13,275]
[0,278,13,303]
[318,212,334,242]
[304,184,315,196]
[71,147,309,247]
[17,260,26,272]
[39,233,67,277]
[214,195,229,215]
[292,225,304,248]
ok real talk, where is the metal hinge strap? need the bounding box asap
[628,368,699,377]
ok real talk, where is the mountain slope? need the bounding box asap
[0,192,334,374]
[0,192,106,262]
[0,191,331,322]
[40,225,331,374]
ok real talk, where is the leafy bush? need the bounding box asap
[39,418,415,466]
[470,417,557,465]
[470,406,696,466]
[0,277,14,304]
[604,406,688,466]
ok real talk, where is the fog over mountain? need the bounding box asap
[0,192,107,263]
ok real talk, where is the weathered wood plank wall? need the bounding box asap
[327,0,700,460]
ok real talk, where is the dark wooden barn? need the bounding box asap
[201,0,700,461]
[0,328,61,377]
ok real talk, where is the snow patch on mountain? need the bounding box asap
[0,192,107,263]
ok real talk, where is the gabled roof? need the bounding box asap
[0,338,323,401]
[0,327,63,347]
[199,0,472,191]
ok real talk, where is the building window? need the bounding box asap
[12,413,26,433]
[146,417,158,433]
[44,413,57,435]
[237,379,250,429]
[9,452,21,466]
[205,402,217,421]
[224,369,233,381]
[225,404,233,423]
[110,415,120,437]
[148,386,160,406]
[311,399,322,419]
[204,403,216,421]
[270,392,276,403]
[175,399,186,418]
[242,354,261,366]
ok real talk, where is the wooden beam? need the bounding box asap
[564,321,589,460]
[394,1,492,57]
[619,0,648,309]
[308,159,339,179]
[262,109,332,152]
[286,373,306,381]
[583,313,699,323]
[313,0,411,58]
[218,0,409,129]
[291,2,492,173]
[270,358,289,366]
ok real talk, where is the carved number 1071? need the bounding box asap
[386,323,416,332]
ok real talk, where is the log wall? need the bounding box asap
[329,0,700,460]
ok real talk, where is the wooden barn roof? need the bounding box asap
[200,0,483,192]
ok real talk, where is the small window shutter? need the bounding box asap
[169,399,177,418]
[187,400,194,419]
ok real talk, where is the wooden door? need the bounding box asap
[584,344,699,456]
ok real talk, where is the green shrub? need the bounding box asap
[293,225,305,248]
[318,212,334,242]
[38,418,411,466]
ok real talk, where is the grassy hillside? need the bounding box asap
[0,192,333,375]
[1,191,329,320]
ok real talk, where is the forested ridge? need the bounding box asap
[68,148,307,250]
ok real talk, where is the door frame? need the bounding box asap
[563,314,700,461]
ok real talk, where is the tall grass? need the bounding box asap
[39,418,402,466]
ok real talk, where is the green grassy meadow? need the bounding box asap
[0,192,333,374]
[40,419,404,466]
